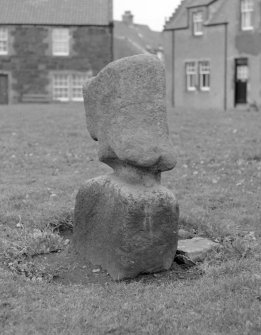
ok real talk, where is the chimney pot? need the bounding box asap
[122,10,134,25]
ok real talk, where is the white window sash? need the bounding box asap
[53,72,92,101]
[199,62,210,91]
[186,62,197,91]
[0,28,8,55]
[71,74,84,101]
[52,29,70,56]
[193,12,203,35]
[53,74,70,101]
[241,0,254,30]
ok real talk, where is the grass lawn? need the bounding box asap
[0,103,261,334]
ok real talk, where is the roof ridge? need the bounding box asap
[114,20,161,34]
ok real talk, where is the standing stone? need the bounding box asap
[73,55,179,280]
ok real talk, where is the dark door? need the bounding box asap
[235,58,248,105]
[0,74,8,104]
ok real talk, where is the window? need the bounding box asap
[185,61,211,92]
[199,61,210,91]
[237,65,248,81]
[71,74,89,101]
[241,0,254,30]
[53,74,70,101]
[185,62,197,91]
[193,11,203,35]
[0,28,8,55]
[52,28,70,56]
[52,73,92,101]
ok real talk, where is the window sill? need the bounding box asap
[72,98,84,102]
[52,54,70,57]
[53,98,70,102]
[241,27,254,31]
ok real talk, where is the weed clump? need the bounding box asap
[1,227,69,282]
[200,231,260,276]
[46,210,73,234]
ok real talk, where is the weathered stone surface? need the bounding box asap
[83,54,176,172]
[177,237,219,262]
[73,171,179,280]
[73,55,179,280]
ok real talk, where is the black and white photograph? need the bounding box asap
[0,1,261,334]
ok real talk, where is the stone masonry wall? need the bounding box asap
[0,25,113,103]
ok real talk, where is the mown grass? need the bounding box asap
[0,104,261,334]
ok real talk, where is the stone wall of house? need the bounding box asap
[0,25,113,103]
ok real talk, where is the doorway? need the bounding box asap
[235,58,248,106]
[0,74,8,104]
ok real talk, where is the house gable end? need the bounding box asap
[164,0,223,30]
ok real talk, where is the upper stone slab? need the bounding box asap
[83,54,176,172]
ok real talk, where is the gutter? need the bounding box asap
[164,21,228,32]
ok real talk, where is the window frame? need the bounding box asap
[192,11,203,36]
[52,72,92,102]
[52,74,70,101]
[71,73,90,102]
[0,27,8,55]
[52,28,70,56]
[241,0,254,31]
[199,61,211,91]
[236,64,249,82]
[185,61,197,92]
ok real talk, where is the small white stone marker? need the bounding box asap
[177,237,219,262]
[16,215,23,228]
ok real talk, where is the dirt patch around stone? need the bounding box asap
[32,242,203,286]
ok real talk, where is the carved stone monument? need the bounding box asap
[73,54,179,280]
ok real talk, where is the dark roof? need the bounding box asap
[114,21,162,59]
[165,0,221,29]
[0,0,112,25]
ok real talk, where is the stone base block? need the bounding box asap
[72,175,179,280]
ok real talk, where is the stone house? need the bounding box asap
[114,11,163,61]
[164,0,261,110]
[0,0,113,104]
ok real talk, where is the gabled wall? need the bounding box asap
[164,0,261,110]
[164,9,227,110]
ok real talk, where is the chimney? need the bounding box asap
[122,10,134,25]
